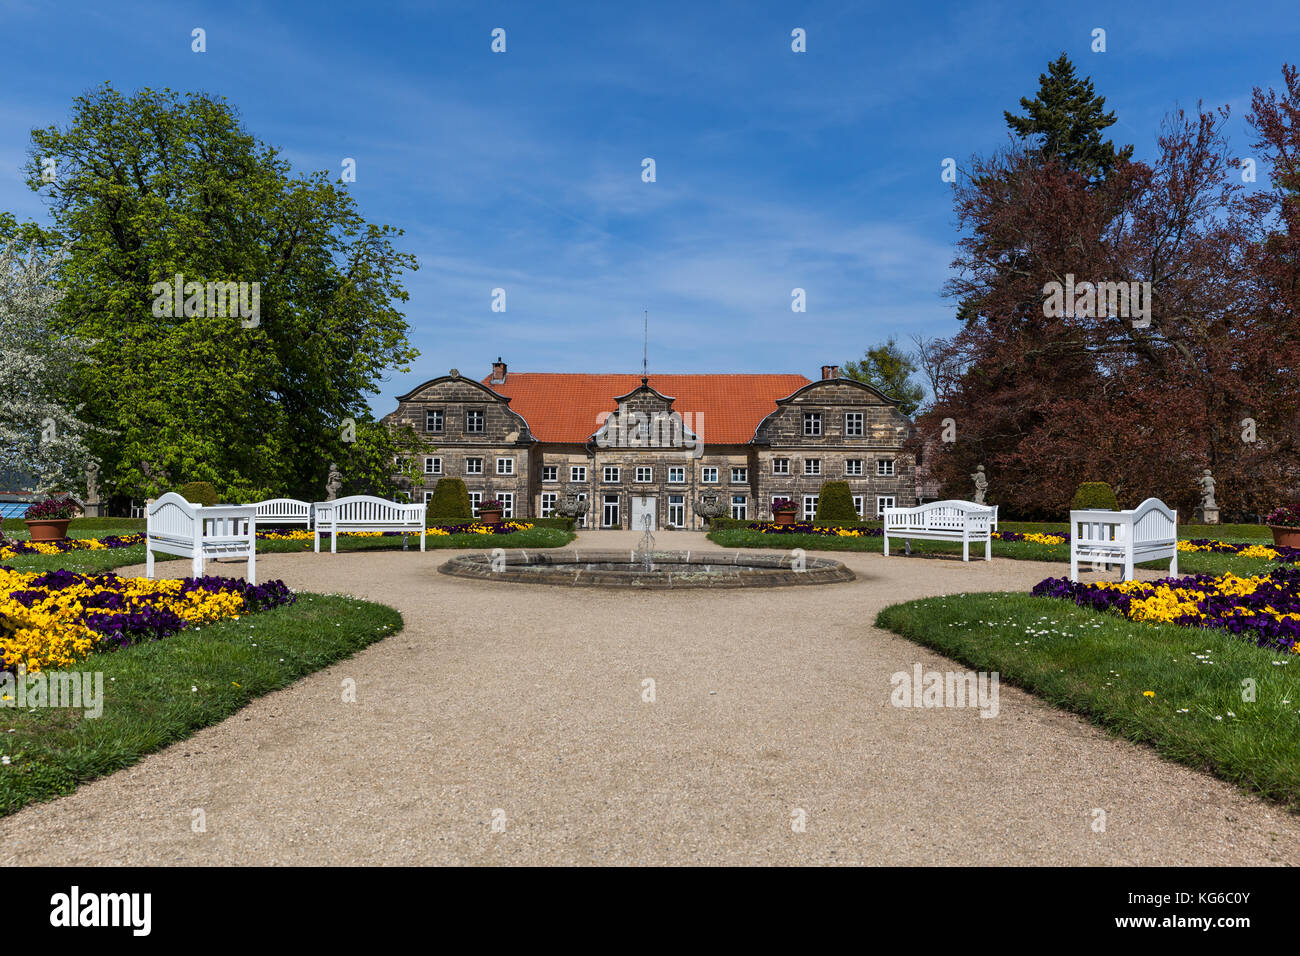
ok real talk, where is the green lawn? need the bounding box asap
[2,526,576,576]
[707,521,1280,577]
[0,593,402,817]
[877,592,1300,810]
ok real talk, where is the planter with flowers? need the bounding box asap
[771,498,799,526]
[1266,505,1300,549]
[24,497,79,542]
[478,499,505,525]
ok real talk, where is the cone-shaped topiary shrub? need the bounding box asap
[427,477,473,526]
[177,481,219,507]
[816,480,859,521]
[1071,481,1119,511]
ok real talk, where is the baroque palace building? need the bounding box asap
[382,359,917,529]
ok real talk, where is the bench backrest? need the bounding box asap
[314,495,426,524]
[147,492,199,539]
[885,499,993,532]
[249,498,313,520]
[1071,497,1176,547]
[148,493,256,541]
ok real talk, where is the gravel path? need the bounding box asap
[2,531,1297,865]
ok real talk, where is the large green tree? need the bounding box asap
[19,84,419,502]
[1004,53,1134,181]
[843,338,924,416]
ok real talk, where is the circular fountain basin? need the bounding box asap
[438,548,855,589]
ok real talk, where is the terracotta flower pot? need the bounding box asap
[773,510,797,526]
[1269,526,1300,549]
[25,519,71,542]
[479,509,503,526]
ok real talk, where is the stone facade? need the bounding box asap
[383,366,917,528]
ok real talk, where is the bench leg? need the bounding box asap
[420,529,426,552]
[1070,550,1078,582]
[192,551,203,579]
[883,534,889,557]
[985,537,991,561]
[247,552,256,586]
[146,547,155,580]
[331,528,337,554]
[1170,549,1177,578]
[314,530,320,554]
[962,537,969,562]
[1124,555,1134,581]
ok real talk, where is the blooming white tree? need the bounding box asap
[0,243,97,495]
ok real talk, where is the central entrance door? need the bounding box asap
[630,495,657,531]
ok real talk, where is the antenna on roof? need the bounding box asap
[642,309,648,385]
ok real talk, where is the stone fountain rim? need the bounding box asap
[437,548,856,589]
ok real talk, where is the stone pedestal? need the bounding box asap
[1195,507,1220,525]
[83,501,103,518]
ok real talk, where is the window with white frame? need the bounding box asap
[575,492,588,528]
[852,494,865,517]
[845,412,864,437]
[540,492,557,517]
[635,466,652,483]
[876,495,896,517]
[424,491,435,504]
[426,409,444,433]
[542,465,558,482]
[730,467,748,484]
[701,467,718,483]
[570,465,587,483]
[771,458,790,475]
[496,457,514,476]
[804,458,821,476]
[877,458,895,477]
[731,495,748,520]
[845,459,863,476]
[803,412,822,437]
[603,466,620,483]
[668,466,685,483]
[465,457,483,475]
[802,495,818,521]
[465,409,485,433]
[468,491,482,516]
[498,493,514,518]
[424,456,442,475]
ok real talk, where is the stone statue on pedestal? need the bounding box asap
[971,465,988,504]
[326,463,343,501]
[1195,468,1219,524]
[83,461,103,517]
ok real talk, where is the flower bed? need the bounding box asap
[1032,567,1300,652]
[0,533,144,562]
[0,568,294,673]
[738,522,1069,545]
[1178,537,1300,563]
[258,520,534,541]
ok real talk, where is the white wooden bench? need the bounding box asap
[247,497,313,529]
[1070,497,1177,582]
[146,493,257,584]
[312,495,427,553]
[883,499,995,562]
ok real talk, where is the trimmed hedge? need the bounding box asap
[528,516,576,531]
[177,481,218,507]
[816,481,858,522]
[707,516,877,531]
[1071,481,1119,511]
[427,477,473,525]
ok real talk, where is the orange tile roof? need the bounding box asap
[482,373,813,444]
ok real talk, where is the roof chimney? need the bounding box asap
[490,357,507,384]
[821,364,839,380]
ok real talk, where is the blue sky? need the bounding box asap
[1,0,1297,409]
